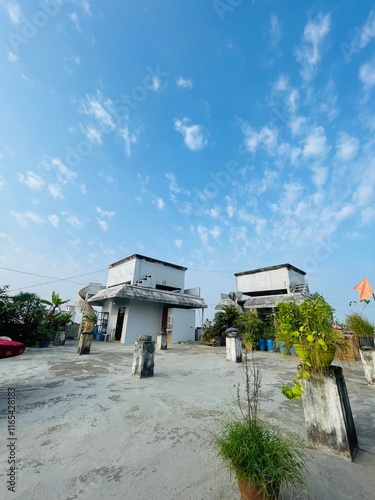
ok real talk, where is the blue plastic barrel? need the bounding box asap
[258,338,267,351]
[266,339,275,352]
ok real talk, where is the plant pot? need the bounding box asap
[39,339,50,348]
[243,341,253,351]
[258,338,266,351]
[294,343,336,367]
[266,339,275,352]
[238,478,278,500]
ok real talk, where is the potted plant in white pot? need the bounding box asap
[212,355,307,499]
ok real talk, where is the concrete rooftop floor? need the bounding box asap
[0,340,374,500]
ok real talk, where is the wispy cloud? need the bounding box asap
[295,12,331,81]
[120,126,138,156]
[63,212,87,229]
[8,51,19,62]
[269,13,282,46]
[154,197,166,210]
[302,126,330,158]
[176,76,193,89]
[96,207,116,218]
[175,239,183,248]
[81,92,115,130]
[84,125,102,144]
[48,184,64,200]
[359,57,375,91]
[98,219,108,231]
[335,132,359,160]
[2,1,22,24]
[18,171,44,190]
[173,118,207,151]
[344,10,375,62]
[10,210,44,226]
[48,214,59,228]
[242,123,278,154]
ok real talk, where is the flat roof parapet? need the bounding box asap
[235,263,306,277]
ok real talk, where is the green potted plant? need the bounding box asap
[346,312,375,385]
[82,310,97,333]
[212,355,307,499]
[236,311,264,351]
[276,294,347,399]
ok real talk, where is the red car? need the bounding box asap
[0,337,26,359]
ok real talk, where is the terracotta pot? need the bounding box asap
[238,478,278,500]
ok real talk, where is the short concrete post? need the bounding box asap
[78,333,93,355]
[132,335,155,378]
[359,347,375,385]
[156,328,168,351]
[302,366,358,460]
[225,328,242,363]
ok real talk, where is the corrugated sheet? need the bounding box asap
[88,284,207,309]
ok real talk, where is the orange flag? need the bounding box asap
[354,277,374,301]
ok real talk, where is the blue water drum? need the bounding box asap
[258,338,267,351]
[278,341,288,354]
[266,339,275,352]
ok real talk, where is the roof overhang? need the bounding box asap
[88,284,207,309]
[243,293,307,309]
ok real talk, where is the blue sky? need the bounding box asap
[1,0,375,324]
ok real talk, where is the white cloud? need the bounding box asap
[10,210,44,226]
[8,51,19,62]
[82,92,115,130]
[63,212,86,229]
[175,239,183,249]
[48,157,77,183]
[48,214,59,228]
[0,174,4,189]
[344,10,375,61]
[361,206,375,224]
[3,2,22,24]
[154,197,166,210]
[295,13,331,80]
[85,126,102,144]
[335,204,355,221]
[359,57,375,90]
[120,126,138,157]
[273,74,288,92]
[96,207,116,218]
[335,132,359,160]
[70,11,81,32]
[269,13,282,46]
[18,171,44,190]
[302,126,329,158]
[242,124,278,153]
[173,118,207,151]
[48,184,64,200]
[286,89,299,113]
[289,116,306,136]
[176,76,193,89]
[98,219,108,231]
[311,165,328,187]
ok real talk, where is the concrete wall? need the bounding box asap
[122,300,163,344]
[168,308,195,343]
[107,258,185,290]
[236,267,305,294]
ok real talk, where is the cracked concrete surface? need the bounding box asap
[1,340,374,499]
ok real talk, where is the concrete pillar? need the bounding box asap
[53,327,67,346]
[156,328,168,350]
[302,366,358,460]
[132,335,155,378]
[78,333,93,355]
[359,347,375,385]
[225,328,242,363]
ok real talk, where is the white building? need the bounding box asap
[217,263,309,313]
[88,254,207,344]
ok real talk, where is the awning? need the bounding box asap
[88,284,207,309]
[243,293,306,309]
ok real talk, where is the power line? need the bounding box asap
[1,267,108,293]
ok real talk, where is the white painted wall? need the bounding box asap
[122,300,163,344]
[107,257,185,290]
[167,308,195,343]
[236,267,306,294]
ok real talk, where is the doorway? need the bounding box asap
[115,307,125,342]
